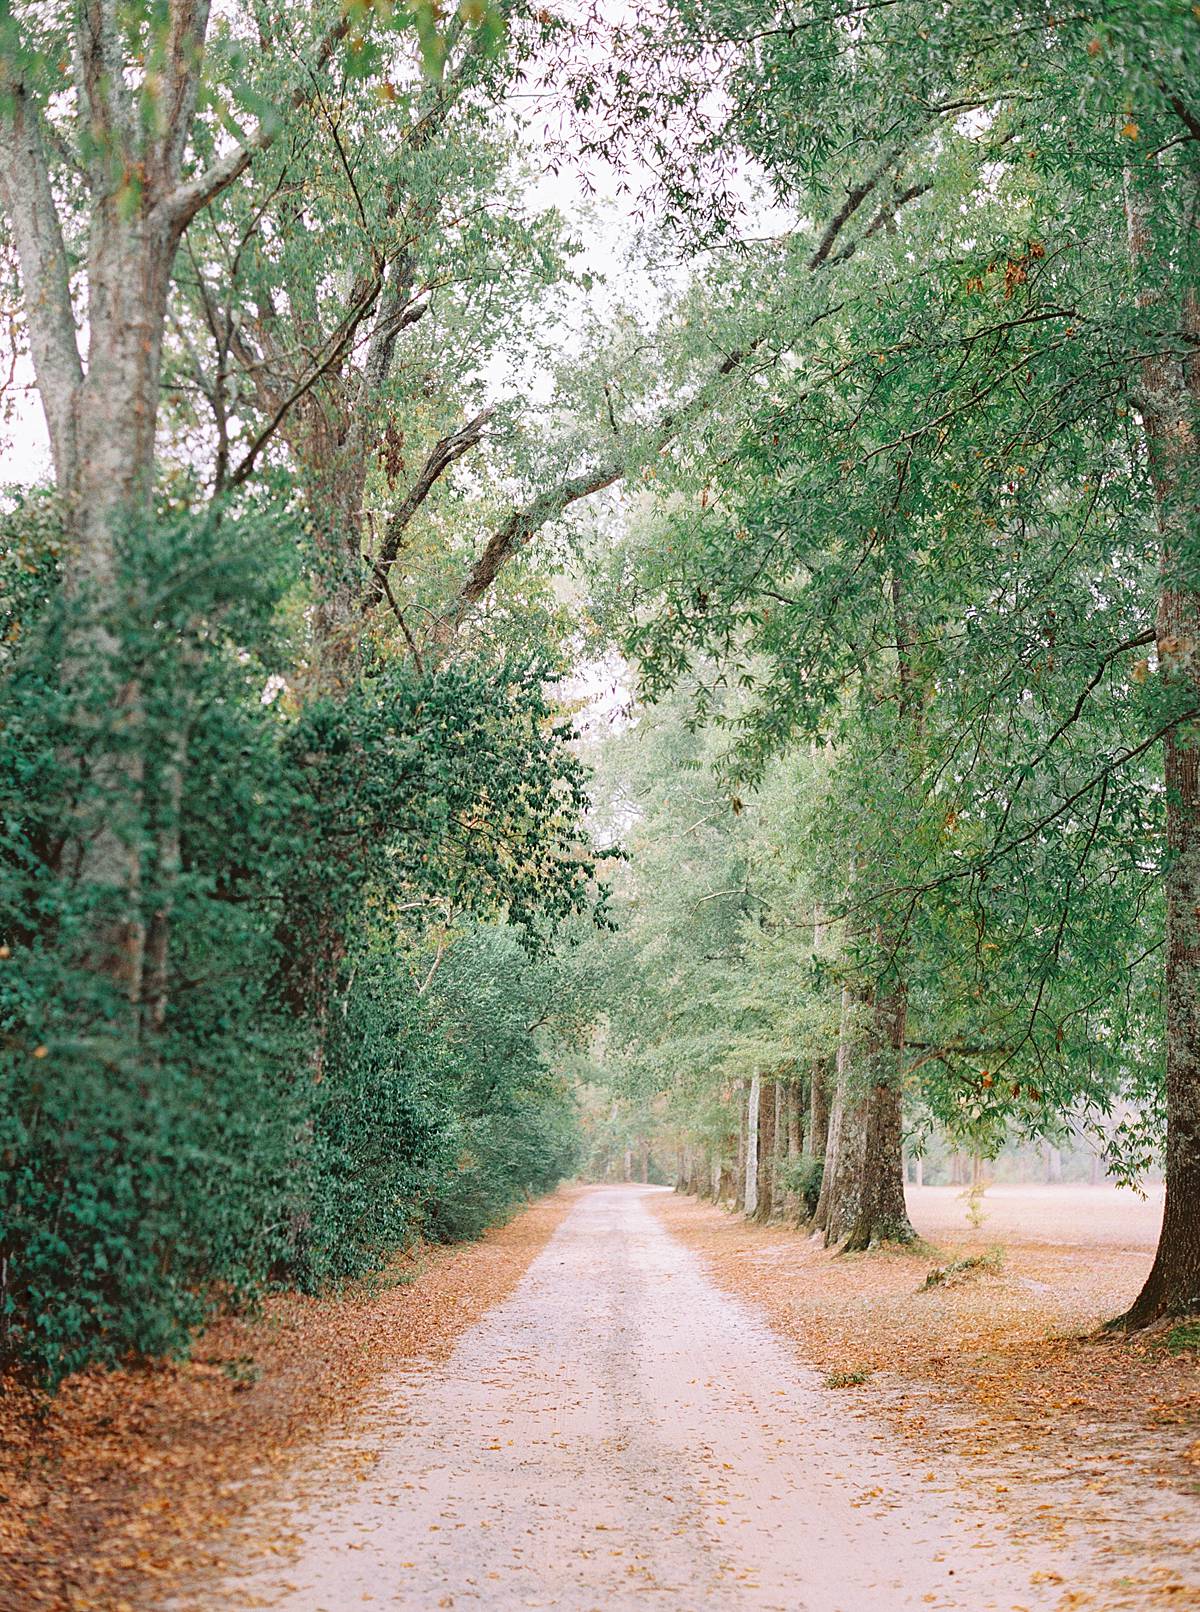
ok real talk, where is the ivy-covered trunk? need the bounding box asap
[818,968,915,1249]
[1,11,224,1019]
[66,210,180,1007]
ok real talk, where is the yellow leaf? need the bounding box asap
[1122,120,1140,140]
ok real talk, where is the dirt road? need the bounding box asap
[177,1186,1081,1612]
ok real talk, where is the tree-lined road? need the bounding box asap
[182,1187,1075,1612]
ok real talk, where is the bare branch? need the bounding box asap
[807,145,905,270]
[459,461,625,614]
[445,156,917,627]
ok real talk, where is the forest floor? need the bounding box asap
[656,1183,1200,1611]
[0,1191,580,1612]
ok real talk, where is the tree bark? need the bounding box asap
[1122,162,1200,1322]
[754,1078,777,1222]
[816,984,866,1243]
[786,1081,804,1159]
[842,974,916,1250]
[809,1055,831,1161]
[735,1078,750,1209]
[744,1074,761,1217]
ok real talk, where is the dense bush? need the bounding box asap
[778,1154,825,1218]
[0,499,595,1383]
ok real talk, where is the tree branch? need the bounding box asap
[445,155,929,628]
[0,83,83,486]
[459,460,625,614]
[155,0,213,190]
[370,562,425,675]
[225,274,385,487]
[365,407,494,610]
[160,15,350,229]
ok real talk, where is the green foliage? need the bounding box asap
[778,1154,824,1218]
[824,1368,871,1389]
[919,1249,1006,1292]
[0,498,599,1383]
[574,0,1191,1208]
[1164,1323,1200,1356]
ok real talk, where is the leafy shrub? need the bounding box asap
[779,1153,825,1217]
[0,500,595,1383]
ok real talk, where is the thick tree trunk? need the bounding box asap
[64,209,183,1008]
[1122,166,1200,1322]
[819,974,915,1249]
[842,977,916,1250]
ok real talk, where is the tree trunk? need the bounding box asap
[836,573,921,1250]
[744,1074,761,1218]
[786,1082,804,1159]
[754,1078,777,1222]
[735,1078,750,1209]
[817,985,867,1244]
[1119,167,1200,1321]
[809,1055,831,1161]
[687,1155,704,1196]
[822,972,916,1250]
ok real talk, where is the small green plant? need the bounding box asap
[824,1368,871,1388]
[961,1182,988,1230]
[1165,1323,1200,1356]
[221,1355,262,1390]
[919,1246,1006,1291]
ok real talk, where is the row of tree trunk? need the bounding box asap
[673,1039,912,1248]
